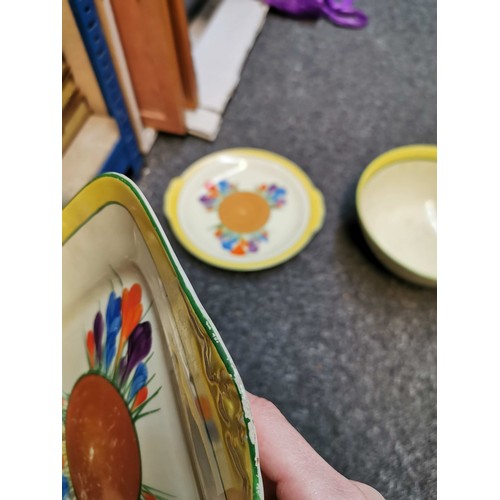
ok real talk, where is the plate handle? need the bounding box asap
[309,187,326,233]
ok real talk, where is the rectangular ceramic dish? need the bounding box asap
[62,173,262,500]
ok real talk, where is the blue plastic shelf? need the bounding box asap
[68,0,143,177]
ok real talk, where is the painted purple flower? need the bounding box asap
[119,322,152,385]
[93,311,104,368]
[118,356,127,383]
[248,241,259,252]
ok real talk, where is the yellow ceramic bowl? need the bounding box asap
[356,145,437,287]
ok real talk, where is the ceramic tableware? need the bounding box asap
[356,144,437,287]
[164,148,325,271]
[62,173,263,499]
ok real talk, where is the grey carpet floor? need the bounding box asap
[136,1,437,498]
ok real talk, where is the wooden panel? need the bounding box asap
[62,0,107,115]
[110,0,188,134]
[62,115,120,206]
[63,72,77,108]
[169,0,198,109]
[191,0,268,114]
[63,92,92,153]
[63,56,92,154]
[94,0,158,154]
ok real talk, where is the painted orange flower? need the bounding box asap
[115,283,143,371]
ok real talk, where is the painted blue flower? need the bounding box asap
[272,187,286,201]
[218,180,230,194]
[105,291,122,372]
[129,362,148,401]
[62,474,70,499]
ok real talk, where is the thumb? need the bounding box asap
[247,393,383,500]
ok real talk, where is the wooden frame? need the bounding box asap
[110,0,198,134]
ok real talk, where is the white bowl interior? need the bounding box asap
[358,159,437,280]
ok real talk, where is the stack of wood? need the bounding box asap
[62,55,91,153]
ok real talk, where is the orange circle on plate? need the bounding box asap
[218,192,270,233]
[65,374,141,499]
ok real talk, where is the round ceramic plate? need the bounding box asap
[356,144,437,287]
[164,148,325,271]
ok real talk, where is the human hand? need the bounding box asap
[248,393,384,500]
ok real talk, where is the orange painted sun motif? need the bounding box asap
[62,282,171,500]
[199,180,287,255]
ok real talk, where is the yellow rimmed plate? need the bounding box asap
[62,173,263,499]
[164,148,325,271]
[356,144,437,287]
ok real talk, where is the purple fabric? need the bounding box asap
[264,0,368,29]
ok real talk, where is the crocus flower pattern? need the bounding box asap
[62,282,170,500]
[199,180,287,255]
